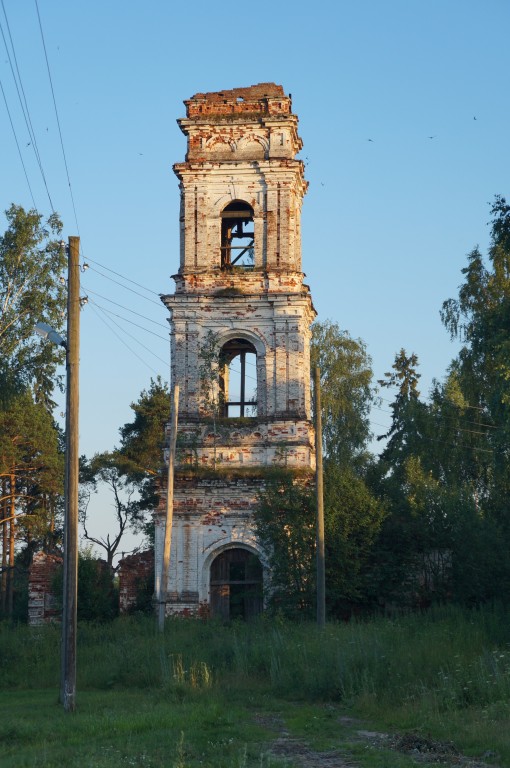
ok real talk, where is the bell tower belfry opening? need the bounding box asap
[157,83,316,619]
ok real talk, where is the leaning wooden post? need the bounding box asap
[315,366,326,628]
[158,385,179,632]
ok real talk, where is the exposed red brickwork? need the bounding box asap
[185,83,289,119]
[156,84,315,618]
[28,551,62,626]
[177,82,302,165]
[118,550,154,614]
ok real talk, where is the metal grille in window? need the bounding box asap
[220,338,257,417]
[221,201,254,269]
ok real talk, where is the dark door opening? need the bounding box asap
[210,548,263,620]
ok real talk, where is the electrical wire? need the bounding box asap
[368,417,497,455]
[378,392,497,422]
[0,2,54,211]
[0,77,37,209]
[86,266,164,307]
[82,286,168,327]
[84,256,161,297]
[90,302,168,366]
[89,299,169,342]
[87,302,162,376]
[371,403,496,438]
[35,0,80,236]
[79,256,507,451]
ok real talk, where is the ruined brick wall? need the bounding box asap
[118,550,154,614]
[181,84,298,163]
[185,83,288,117]
[28,551,62,626]
[154,474,269,615]
[176,419,314,469]
[166,297,315,428]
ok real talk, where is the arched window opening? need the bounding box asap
[210,548,263,620]
[221,201,254,269]
[220,338,257,417]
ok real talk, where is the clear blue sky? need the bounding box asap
[2,1,509,553]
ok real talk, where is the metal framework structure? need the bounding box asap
[220,202,255,269]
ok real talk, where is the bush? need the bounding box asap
[52,549,118,622]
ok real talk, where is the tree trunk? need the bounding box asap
[8,473,15,617]
[1,478,7,614]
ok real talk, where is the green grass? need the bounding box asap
[1,606,509,766]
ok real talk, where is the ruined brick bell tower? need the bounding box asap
[158,84,315,619]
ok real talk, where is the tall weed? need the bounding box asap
[3,605,510,712]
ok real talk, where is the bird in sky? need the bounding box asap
[428,136,436,139]
[367,138,374,142]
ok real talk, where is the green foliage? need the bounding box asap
[439,196,510,512]
[119,376,169,478]
[198,329,223,417]
[0,390,63,501]
[1,609,510,765]
[255,466,385,620]
[436,197,510,589]
[0,204,66,405]
[323,461,386,616]
[377,349,425,466]
[0,387,63,618]
[256,321,383,618]
[197,330,233,469]
[78,379,167,571]
[119,376,169,519]
[254,473,316,618]
[80,452,147,568]
[0,206,66,617]
[369,198,510,609]
[52,548,118,622]
[311,320,374,465]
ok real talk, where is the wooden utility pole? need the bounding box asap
[315,366,326,628]
[158,385,179,632]
[61,236,80,711]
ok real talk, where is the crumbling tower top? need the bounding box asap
[177,83,303,162]
[185,83,289,116]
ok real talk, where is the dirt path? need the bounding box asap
[257,713,499,768]
[270,735,354,767]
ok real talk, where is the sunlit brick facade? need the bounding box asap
[157,84,315,618]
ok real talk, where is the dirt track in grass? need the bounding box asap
[256,712,499,768]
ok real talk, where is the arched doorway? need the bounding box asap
[210,548,263,620]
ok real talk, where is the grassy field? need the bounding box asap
[1,606,509,767]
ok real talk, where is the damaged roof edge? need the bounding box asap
[189,83,286,102]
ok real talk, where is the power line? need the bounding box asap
[0,77,37,208]
[377,395,497,416]
[89,299,169,342]
[84,256,160,297]
[87,303,161,376]
[90,302,168,367]
[86,266,164,307]
[82,286,168,327]
[371,403,497,438]
[0,2,54,211]
[369,418,497,456]
[35,0,80,235]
